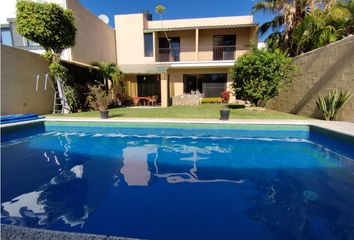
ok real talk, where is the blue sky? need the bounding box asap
[80,0,274,40]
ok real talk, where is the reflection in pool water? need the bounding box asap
[1,129,354,240]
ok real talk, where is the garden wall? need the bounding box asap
[67,0,116,64]
[1,45,54,115]
[266,36,354,122]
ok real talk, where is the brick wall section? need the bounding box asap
[266,36,354,122]
[1,45,54,115]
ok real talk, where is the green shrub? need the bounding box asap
[87,84,112,111]
[315,90,351,120]
[201,97,223,104]
[228,104,245,109]
[64,85,79,113]
[232,48,296,106]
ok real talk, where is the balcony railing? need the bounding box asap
[157,45,250,62]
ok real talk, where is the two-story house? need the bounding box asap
[115,12,258,107]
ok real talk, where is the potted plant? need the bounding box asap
[219,91,231,120]
[220,106,231,120]
[87,84,112,119]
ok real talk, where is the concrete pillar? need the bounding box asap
[160,72,168,107]
[195,29,199,61]
[227,73,236,103]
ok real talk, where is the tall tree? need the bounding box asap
[16,0,76,113]
[292,1,353,54]
[253,0,342,55]
[155,4,171,49]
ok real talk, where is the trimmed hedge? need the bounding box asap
[201,97,223,104]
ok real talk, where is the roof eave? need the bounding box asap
[144,23,258,32]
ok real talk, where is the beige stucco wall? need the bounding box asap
[115,14,155,65]
[67,0,116,64]
[1,45,54,115]
[198,28,254,61]
[266,36,354,122]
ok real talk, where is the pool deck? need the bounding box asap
[47,117,354,136]
[2,117,353,137]
[1,224,140,240]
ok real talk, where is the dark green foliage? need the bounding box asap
[227,104,246,109]
[16,0,76,81]
[16,0,76,54]
[293,5,353,54]
[253,0,354,56]
[90,62,123,91]
[232,48,296,106]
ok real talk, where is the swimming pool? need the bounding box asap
[1,121,354,240]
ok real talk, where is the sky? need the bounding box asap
[79,0,275,40]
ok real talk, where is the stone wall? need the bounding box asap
[266,36,354,122]
[1,45,54,115]
[172,94,201,106]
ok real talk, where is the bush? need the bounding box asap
[227,104,245,109]
[64,85,79,113]
[232,48,296,106]
[315,90,351,120]
[87,84,112,111]
[201,97,223,104]
[220,91,230,103]
[64,83,91,112]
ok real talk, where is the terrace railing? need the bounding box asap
[157,45,250,62]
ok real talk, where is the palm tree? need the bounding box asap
[155,5,170,47]
[90,62,122,91]
[339,0,354,34]
[292,2,352,54]
[253,0,342,55]
[155,4,172,58]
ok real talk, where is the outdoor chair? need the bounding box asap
[148,95,158,106]
[132,96,140,106]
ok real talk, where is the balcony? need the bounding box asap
[156,45,250,62]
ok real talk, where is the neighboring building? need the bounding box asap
[0,0,116,65]
[258,42,267,49]
[115,13,258,107]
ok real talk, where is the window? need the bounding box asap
[158,37,180,62]
[183,74,227,97]
[1,28,13,46]
[144,33,153,57]
[213,35,236,60]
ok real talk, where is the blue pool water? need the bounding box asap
[1,122,354,240]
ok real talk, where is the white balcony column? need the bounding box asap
[160,72,168,107]
[227,73,236,103]
[195,28,199,61]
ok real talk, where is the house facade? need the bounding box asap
[115,13,258,107]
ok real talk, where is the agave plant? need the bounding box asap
[315,90,351,120]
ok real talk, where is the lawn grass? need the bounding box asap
[48,104,310,119]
